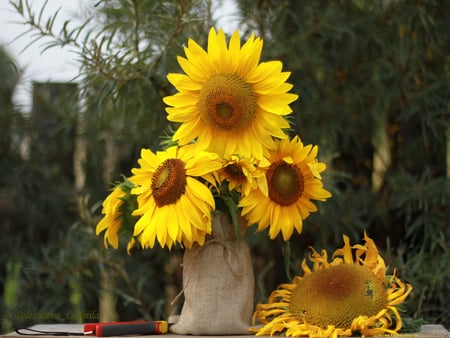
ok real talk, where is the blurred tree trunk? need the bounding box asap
[99,268,119,322]
[98,132,121,322]
[372,113,390,192]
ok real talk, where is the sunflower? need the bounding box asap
[96,181,139,253]
[128,144,222,250]
[252,232,413,338]
[216,154,269,197]
[163,27,298,159]
[96,186,127,249]
[239,136,332,241]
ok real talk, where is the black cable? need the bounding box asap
[15,327,85,336]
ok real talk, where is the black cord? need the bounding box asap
[15,327,85,336]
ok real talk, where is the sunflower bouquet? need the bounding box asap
[96,27,331,251]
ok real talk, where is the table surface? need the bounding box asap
[2,324,449,338]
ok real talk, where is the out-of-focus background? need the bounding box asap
[1,0,448,333]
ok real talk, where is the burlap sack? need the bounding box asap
[170,212,254,335]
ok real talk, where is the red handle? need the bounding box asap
[84,321,167,336]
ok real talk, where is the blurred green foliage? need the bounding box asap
[1,0,449,333]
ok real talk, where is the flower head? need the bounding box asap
[239,135,332,241]
[129,144,222,249]
[252,233,413,337]
[96,186,126,249]
[216,154,269,197]
[96,182,137,252]
[163,27,298,159]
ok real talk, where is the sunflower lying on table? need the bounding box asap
[251,232,413,338]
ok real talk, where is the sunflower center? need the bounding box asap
[224,163,245,180]
[198,73,257,132]
[217,102,233,120]
[267,161,304,206]
[151,158,187,207]
[290,264,386,329]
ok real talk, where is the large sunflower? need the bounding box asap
[129,144,222,249]
[163,27,298,159]
[252,233,413,338]
[239,136,331,241]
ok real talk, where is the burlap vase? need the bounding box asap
[170,212,254,335]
